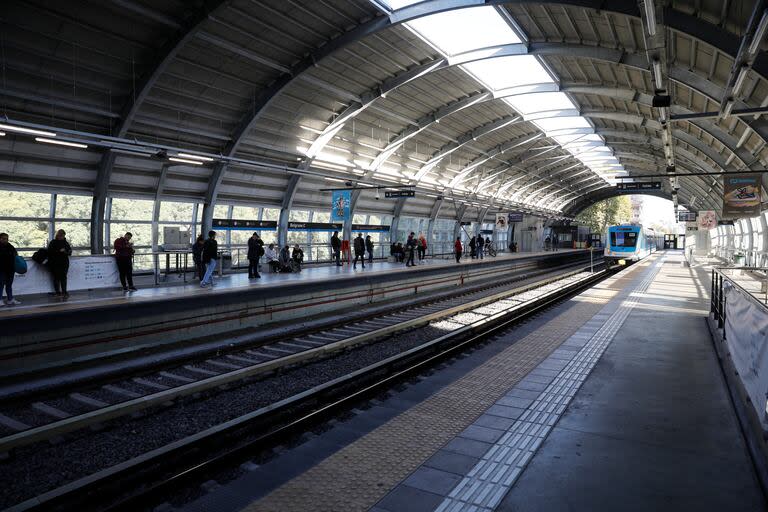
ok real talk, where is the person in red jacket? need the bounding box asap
[454,236,463,263]
[114,232,136,291]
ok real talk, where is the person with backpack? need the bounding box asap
[477,234,485,259]
[454,236,463,263]
[417,232,427,263]
[405,232,417,267]
[331,231,342,266]
[353,233,366,269]
[200,230,219,288]
[365,235,374,264]
[114,232,136,291]
[192,235,205,281]
[0,233,20,306]
[247,232,264,279]
[47,229,72,298]
[469,235,477,259]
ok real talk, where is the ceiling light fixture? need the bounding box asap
[0,132,4,136]
[0,123,56,137]
[176,152,214,162]
[652,59,664,90]
[168,157,204,165]
[644,0,657,36]
[35,137,87,149]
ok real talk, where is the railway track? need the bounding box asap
[1,262,616,512]
[0,259,601,449]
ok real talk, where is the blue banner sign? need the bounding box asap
[331,190,351,221]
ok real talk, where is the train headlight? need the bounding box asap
[618,259,626,265]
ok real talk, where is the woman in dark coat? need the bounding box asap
[0,233,20,305]
[47,229,72,298]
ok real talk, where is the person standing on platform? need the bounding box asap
[331,231,342,266]
[200,231,219,288]
[192,235,205,281]
[469,235,476,259]
[247,232,264,279]
[0,233,20,306]
[365,235,374,265]
[417,232,427,263]
[47,229,72,298]
[477,234,485,259]
[552,233,558,252]
[353,233,366,269]
[454,236,463,263]
[114,232,137,292]
[405,232,417,267]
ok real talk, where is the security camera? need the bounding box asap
[375,189,380,200]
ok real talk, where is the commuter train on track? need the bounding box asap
[604,224,663,264]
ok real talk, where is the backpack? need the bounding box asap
[257,244,265,257]
[14,255,28,274]
[32,248,49,265]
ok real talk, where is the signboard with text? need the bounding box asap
[723,173,762,218]
[351,224,390,232]
[384,190,415,198]
[677,211,697,222]
[288,222,343,231]
[212,219,277,230]
[508,212,524,222]
[616,181,662,191]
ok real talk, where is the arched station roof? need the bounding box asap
[2,0,767,249]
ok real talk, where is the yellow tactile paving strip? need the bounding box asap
[243,260,652,512]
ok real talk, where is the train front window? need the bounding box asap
[611,231,637,247]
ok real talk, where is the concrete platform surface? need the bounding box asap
[174,251,765,512]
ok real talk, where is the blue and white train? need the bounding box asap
[604,224,661,264]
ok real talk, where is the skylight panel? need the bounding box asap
[383,0,422,9]
[504,92,575,115]
[406,7,521,57]
[462,55,553,91]
[534,116,592,133]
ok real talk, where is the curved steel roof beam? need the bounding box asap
[89,0,227,252]
[411,115,521,182]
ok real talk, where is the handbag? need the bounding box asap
[14,255,28,274]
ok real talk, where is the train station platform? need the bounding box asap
[0,249,593,377]
[179,251,766,512]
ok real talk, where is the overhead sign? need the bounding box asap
[723,173,762,218]
[331,190,351,222]
[288,222,342,231]
[697,210,717,230]
[384,190,415,198]
[616,181,662,191]
[351,224,390,232]
[677,211,697,222]
[508,212,524,222]
[213,219,277,230]
[718,219,735,226]
[480,229,494,235]
[495,213,508,230]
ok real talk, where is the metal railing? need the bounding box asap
[711,266,768,341]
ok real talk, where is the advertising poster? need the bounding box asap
[14,256,120,294]
[330,190,351,222]
[697,210,717,230]
[723,174,762,218]
[495,213,508,230]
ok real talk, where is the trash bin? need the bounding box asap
[220,252,232,272]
